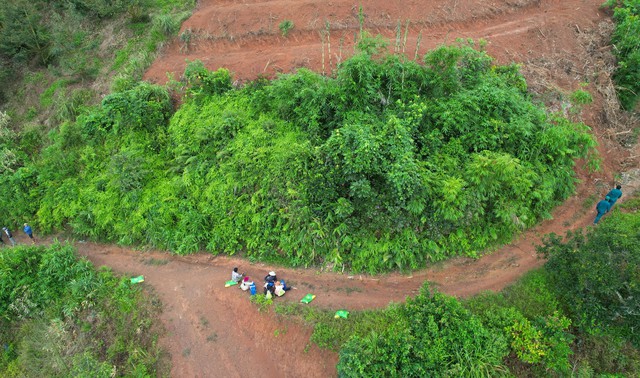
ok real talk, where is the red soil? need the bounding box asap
[21,0,640,376]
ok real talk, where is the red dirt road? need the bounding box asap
[34,0,640,376]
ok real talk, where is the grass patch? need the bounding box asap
[40,79,68,108]
[620,191,640,211]
[0,244,167,376]
[582,193,598,210]
[250,293,273,312]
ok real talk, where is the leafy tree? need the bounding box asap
[0,0,51,65]
[538,212,640,346]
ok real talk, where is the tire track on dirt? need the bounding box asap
[145,0,599,83]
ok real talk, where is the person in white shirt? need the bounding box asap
[231,267,244,283]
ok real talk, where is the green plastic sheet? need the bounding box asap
[300,294,316,304]
[131,275,145,284]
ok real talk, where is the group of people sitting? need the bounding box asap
[594,184,623,224]
[230,267,292,297]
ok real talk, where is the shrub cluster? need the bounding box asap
[6,41,597,272]
[0,243,164,376]
[538,212,640,347]
[604,0,640,110]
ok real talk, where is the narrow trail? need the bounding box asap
[15,0,637,376]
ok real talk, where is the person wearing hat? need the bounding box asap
[265,271,277,283]
[264,271,277,295]
[23,223,35,244]
[606,185,623,207]
[594,196,612,224]
[2,227,16,246]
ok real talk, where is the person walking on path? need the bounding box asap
[23,223,35,244]
[2,227,16,246]
[606,185,622,206]
[594,196,612,224]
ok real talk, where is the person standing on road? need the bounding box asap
[23,223,35,244]
[606,185,622,207]
[594,196,612,224]
[2,227,16,246]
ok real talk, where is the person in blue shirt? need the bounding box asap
[606,185,622,206]
[594,196,612,224]
[23,223,35,244]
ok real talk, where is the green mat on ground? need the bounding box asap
[225,280,238,287]
[131,275,145,284]
[300,294,316,304]
[334,310,349,319]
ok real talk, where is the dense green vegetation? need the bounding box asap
[0,0,194,232]
[604,0,640,110]
[0,0,192,105]
[2,40,596,273]
[0,243,166,376]
[275,206,640,376]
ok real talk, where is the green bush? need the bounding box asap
[603,0,640,110]
[0,243,165,376]
[464,273,575,374]
[279,20,294,37]
[184,60,233,98]
[538,211,640,347]
[337,285,509,377]
[13,41,596,273]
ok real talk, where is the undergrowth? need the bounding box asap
[603,0,640,110]
[0,243,167,376]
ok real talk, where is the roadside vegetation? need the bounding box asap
[604,0,640,110]
[0,243,167,377]
[275,201,640,376]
